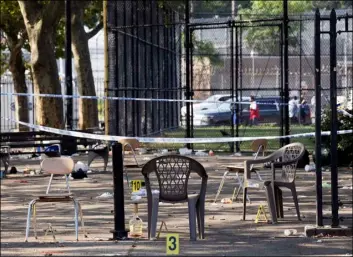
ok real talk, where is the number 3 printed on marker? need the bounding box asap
[166,234,179,255]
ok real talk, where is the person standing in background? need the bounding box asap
[249,95,259,126]
[289,96,299,123]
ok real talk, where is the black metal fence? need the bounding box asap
[106,0,183,137]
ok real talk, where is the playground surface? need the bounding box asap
[1,154,352,256]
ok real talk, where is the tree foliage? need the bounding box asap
[239,1,313,55]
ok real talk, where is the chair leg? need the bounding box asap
[46,174,54,194]
[125,168,130,188]
[187,198,197,241]
[25,199,36,242]
[234,174,251,203]
[33,203,38,239]
[65,175,71,194]
[77,202,87,238]
[242,187,247,221]
[264,183,278,224]
[87,152,98,168]
[103,151,109,172]
[73,200,79,241]
[214,171,228,203]
[197,199,205,239]
[290,185,301,221]
[150,195,159,239]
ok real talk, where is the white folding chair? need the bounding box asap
[214,139,267,204]
[25,157,87,242]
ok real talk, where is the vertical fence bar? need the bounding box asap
[114,1,120,136]
[283,0,290,145]
[329,9,339,227]
[65,0,73,130]
[299,15,303,98]
[230,23,235,153]
[185,0,191,149]
[157,8,161,133]
[131,1,136,136]
[239,15,243,128]
[103,0,109,135]
[280,24,285,147]
[314,8,323,227]
[189,28,194,150]
[235,25,240,153]
[123,0,128,135]
[143,0,148,135]
[150,1,156,133]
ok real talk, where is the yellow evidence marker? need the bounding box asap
[131,180,143,192]
[255,204,268,223]
[166,233,179,255]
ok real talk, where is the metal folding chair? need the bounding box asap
[25,157,87,242]
[214,139,267,203]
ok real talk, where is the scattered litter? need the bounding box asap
[221,198,232,204]
[143,157,151,161]
[96,192,114,199]
[342,186,353,190]
[132,189,147,197]
[298,195,308,198]
[179,148,192,155]
[322,182,331,188]
[284,229,297,236]
[305,164,316,172]
[209,216,215,220]
[232,152,242,157]
[317,239,322,243]
[131,195,142,202]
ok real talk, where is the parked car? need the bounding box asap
[180,94,232,126]
[190,96,281,126]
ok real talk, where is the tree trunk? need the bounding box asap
[18,1,64,129]
[29,24,64,128]
[7,35,29,131]
[71,2,99,130]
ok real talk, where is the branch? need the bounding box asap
[17,1,42,25]
[86,21,103,39]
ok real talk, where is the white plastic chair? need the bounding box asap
[25,157,86,242]
[214,139,267,203]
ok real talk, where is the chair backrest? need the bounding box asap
[251,139,268,156]
[41,157,75,175]
[270,142,305,182]
[118,139,140,151]
[141,155,208,202]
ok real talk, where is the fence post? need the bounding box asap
[110,142,128,240]
[314,8,323,227]
[329,8,339,227]
[283,0,290,145]
[185,0,192,149]
[230,22,235,153]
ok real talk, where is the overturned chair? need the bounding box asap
[25,157,87,242]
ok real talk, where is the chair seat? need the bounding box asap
[224,165,259,173]
[36,194,74,202]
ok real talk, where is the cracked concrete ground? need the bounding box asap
[1,154,352,256]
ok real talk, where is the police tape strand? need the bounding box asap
[0,92,322,106]
[1,117,352,144]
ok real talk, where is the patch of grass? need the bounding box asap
[142,125,316,152]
